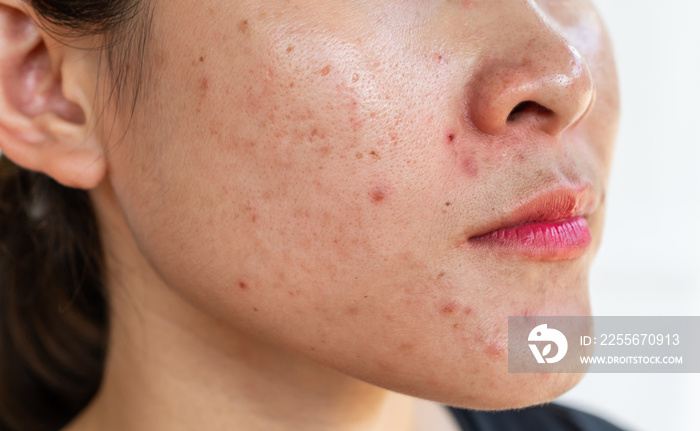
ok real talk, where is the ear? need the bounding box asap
[0,1,105,189]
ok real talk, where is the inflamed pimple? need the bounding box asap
[461,0,476,10]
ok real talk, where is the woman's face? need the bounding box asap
[100,0,618,408]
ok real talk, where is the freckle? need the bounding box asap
[253,307,259,312]
[199,56,205,62]
[355,152,363,159]
[239,281,248,290]
[238,19,249,33]
[370,187,386,203]
[289,82,295,88]
[440,299,458,314]
[286,45,294,53]
[461,157,479,177]
[320,65,331,76]
[351,73,359,82]
[464,306,473,315]
[369,150,380,159]
[445,201,451,206]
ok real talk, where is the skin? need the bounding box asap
[0,0,618,429]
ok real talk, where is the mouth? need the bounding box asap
[464,184,597,261]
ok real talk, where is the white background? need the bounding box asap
[558,1,700,430]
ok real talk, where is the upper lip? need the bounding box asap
[468,183,598,239]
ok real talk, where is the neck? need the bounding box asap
[66,186,420,431]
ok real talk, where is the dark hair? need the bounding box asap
[0,2,150,430]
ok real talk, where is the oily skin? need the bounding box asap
[66,0,618,429]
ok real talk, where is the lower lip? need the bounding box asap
[467,216,592,261]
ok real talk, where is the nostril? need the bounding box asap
[507,101,554,123]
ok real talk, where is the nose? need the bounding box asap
[466,3,595,137]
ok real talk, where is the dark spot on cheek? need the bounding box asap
[440,300,458,314]
[238,19,249,33]
[398,342,414,351]
[444,201,451,207]
[239,281,248,290]
[461,157,479,177]
[446,133,456,145]
[355,152,363,159]
[199,77,209,92]
[369,150,381,159]
[346,306,359,316]
[253,307,259,312]
[370,187,386,203]
[463,306,473,315]
[320,65,331,76]
[286,45,294,53]
[199,56,205,62]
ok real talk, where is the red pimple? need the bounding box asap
[461,0,475,10]
[320,65,331,76]
[238,281,248,290]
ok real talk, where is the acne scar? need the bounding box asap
[440,299,459,314]
[369,187,386,203]
[199,77,210,92]
[238,19,249,33]
[461,157,479,177]
[320,65,331,76]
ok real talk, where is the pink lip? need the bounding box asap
[465,185,596,261]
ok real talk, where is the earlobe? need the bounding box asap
[0,2,106,189]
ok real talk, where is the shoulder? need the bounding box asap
[445,403,627,431]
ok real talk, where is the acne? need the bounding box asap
[320,65,331,76]
[445,133,456,145]
[487,340,506,358]
[461,0,476,10]
[238,281,248,290]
